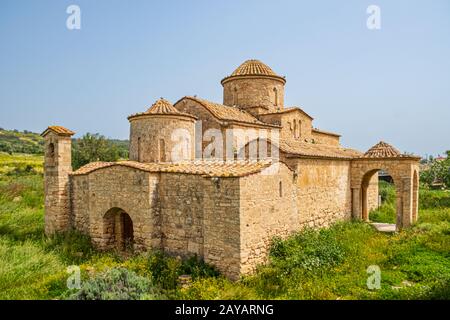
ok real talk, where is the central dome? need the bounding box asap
[221,59,285,85]
[231,59,278,77]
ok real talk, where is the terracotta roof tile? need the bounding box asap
[71,160,274,177]
[363,141,401,158]
[312,128,341,137]
[177,96,279,127]
[221,59,286,84]
[280,140,362,159]
[128,98,197,120]
[41,126,75,137]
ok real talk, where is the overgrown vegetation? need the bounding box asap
[0,152,449,300]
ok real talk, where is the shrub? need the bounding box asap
[270,227,346,273]
[44,231,95,265]
[70,267,161,300]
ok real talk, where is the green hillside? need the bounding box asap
[0,128,129,157]
[0,128,44,155]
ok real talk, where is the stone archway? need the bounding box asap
[351,142,421,231]
[103,207,134,251]
[359,168,401,225]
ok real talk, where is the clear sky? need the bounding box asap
[1,0,449,157]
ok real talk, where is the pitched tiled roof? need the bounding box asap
[312,128,341,137]
[128,98,197,121]
[41,126,75,137]
[176,96,279,128]
[261,107,314,120]
[221,59,286,84]
[71,160,274,177]
[280,140,362,159]
[363,141,401,158]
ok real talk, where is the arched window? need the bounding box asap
[47,142,55,165]
[233,87,238,105]
[273,87,278,106]
[298,120,302,138]
[279,181,283,197]
[293,120,298,139]
[159,139,166,162]
[137,137,141,162]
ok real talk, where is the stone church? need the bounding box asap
[42,60,420,279]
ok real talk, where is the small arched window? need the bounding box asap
[47,142,55,165]
[137,137,142,162]
[273,87,278,106]
[293,119,298,139]
[279,181,283,197]
[233,87,238,105]
[298,120,302,138]
[159,139,166,162]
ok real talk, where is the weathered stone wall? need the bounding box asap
[129,115,195,163]
[71,166,159,250]
[295,158,353,227]
[311,130,340,146]
[366,173,379,213]
[43,133,72,234]
[259,111,313,145]
[222,77,285,114]
[239,163,298,275]
[158,174,205,257]
[202,177,241,280]
[174,98,225,159]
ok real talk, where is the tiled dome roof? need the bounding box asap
[146,98,181,114]
[221,59,285,84]
[231,59,279,77]
[364,141,401,158]
[128,98,197,121]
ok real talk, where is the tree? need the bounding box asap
[72,133,121,170]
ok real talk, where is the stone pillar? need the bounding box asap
[352,187,362,220]
[401,177,413,229]
[41,127,74,235]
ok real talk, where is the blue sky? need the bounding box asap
[1,0,449,157]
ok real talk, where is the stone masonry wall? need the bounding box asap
[311,131,340,146]
[239,163,298,275]
[43,133,72,234]
[129,116,195,163]
[158,174,205,257]
[71,166,159,250]
[223,78,285,114]
[295,158,353,227]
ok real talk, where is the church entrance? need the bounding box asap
[103,208,134,251]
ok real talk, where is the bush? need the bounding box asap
[70,267,161,300]
[270,227,346,273]
[146,251,218,290]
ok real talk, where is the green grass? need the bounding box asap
[0,153,449,300]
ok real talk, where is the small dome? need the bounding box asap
[364,141,401,158]
[146,98,181,114]
[221,59,285,84]
[128,98,197,121]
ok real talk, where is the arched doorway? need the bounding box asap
[103,208,134,251]
[360,168,400,226]
[351,141,421,230]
